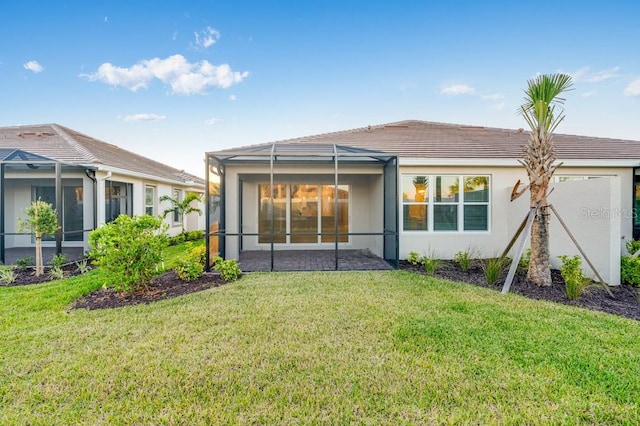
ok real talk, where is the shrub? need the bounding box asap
[189,244,207,265]
[174,258,205,281]
[559,255,589,300]
[49,266,65,281]
[89,214,169,292]
[421,254,440,276]
[626,239,640,256]
[407,251,421,266]
[173,243,207,282]
[168,233,186,246]
[50,253,67,269]
[454,249,474,272]
[15,256,34,272]
[75,258,90,275]
[185,230,204,241]
[213,257,242,282]
[621,256,640,286]
[0,267,16,285]
[483,257,506,286]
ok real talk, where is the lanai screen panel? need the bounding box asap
[206,143,398,270]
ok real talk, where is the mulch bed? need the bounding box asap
[2,266,226,310]
[71,271,226,310]
[400,260,640,321]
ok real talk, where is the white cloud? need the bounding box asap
[104,16,108,23]
[204,117,225,125]
[581,90,597,98]
[440,84,475,95]
[82,54,249,94]
[172,30,178,40]
[23,60,44,73]
[195,26,220,49]
[570,66,619,83]
[229,94,237,101]
[121,113,167,122]
[624,78,640,97]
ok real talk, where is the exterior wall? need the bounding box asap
[98,171,205,237]
[222,163,385,259]
[400,165,630,285]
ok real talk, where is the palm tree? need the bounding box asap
[519,73,573,286]
[160,192,203,235]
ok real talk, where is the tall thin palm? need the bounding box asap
[160,192,203,235]
[519,73,573,286]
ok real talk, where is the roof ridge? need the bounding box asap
[51,124,99,163]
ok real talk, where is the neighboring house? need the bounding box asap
[206,120,640,285]
[0,124,205,264]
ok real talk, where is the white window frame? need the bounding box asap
[401,174,491,233]
[172,188,182,224]
[145,185,156,216]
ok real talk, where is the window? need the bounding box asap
[32,184,84,241]
[105,180,133,223]
[402,175,489,232]
[172,189,182,223]
[145,185,156,216]
[258,183,350,244]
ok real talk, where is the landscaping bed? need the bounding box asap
[400,260,640,321]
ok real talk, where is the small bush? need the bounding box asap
[483,257,506,286]
[454,250,474,272]
[213,257,242,282]
[174,259,205,281]
[49,266,65,281]
[89,214,168,292]
[621,256,640,286]
[559,255,589,300]
[189,244,207,265]
[75,259,90,275]
[50,253,67,269]
[15,256,34,271]
[185,230,204,241]
[407,251,421,266]
[422,256,440,276]
[168,234,186,246]
[0,267,16,285]
[626,239,640,256]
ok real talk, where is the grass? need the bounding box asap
[1,248,640,424]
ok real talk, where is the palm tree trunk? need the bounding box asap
[528,206,552,286]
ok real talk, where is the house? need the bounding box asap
[0,124,205,264]
[206,120,640,285]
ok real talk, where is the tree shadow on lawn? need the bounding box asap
[400,260,640,321]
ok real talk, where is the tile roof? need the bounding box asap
[218,120,640,161]
[0,124,204,185]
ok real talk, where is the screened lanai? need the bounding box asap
[205,143,398,271]
[0,149,92,265]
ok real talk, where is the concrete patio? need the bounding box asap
[238,249,393,272]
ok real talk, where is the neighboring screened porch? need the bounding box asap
[205,144,398,271]
[0,149,94,265]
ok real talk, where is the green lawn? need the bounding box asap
[1,257,639,424]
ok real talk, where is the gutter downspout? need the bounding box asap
[84,169,98,231]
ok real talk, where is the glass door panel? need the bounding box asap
[321,185,349,242]
[258,184,287,243]
[290,184,318,243]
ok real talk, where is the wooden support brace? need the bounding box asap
[501,208,537,295]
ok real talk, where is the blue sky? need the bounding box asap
[2,1,640,177]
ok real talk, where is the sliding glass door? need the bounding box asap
[258,183,349,245]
